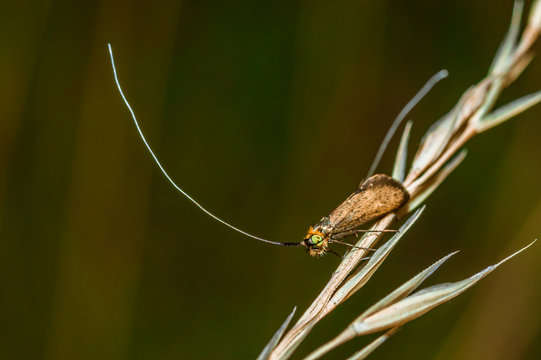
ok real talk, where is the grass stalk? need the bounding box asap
[265,1,541,359]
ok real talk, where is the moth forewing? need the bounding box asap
[312,174,409,236]
[329,174,409,237]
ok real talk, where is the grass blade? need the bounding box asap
[393,121,412,182]
[346,327,401,360]
[490,0,524,74]
[258,307,297,360]
[359,251,459,319]
[408,150,467,211]
[350,241,536,336]
[330,208,425,305]
[477,89,541,132]
[410,108,457,177]
[304,241,535,360]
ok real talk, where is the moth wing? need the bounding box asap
[328,174,409,234]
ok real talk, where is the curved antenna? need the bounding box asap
[366,70,449,178]
[108,44,296,247]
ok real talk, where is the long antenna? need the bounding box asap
[108,44,294,247]
[366,69,449,177]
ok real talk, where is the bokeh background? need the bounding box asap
[2,0,541,359]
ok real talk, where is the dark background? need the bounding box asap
[1,1,541,359]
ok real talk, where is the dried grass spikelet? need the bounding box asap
[262,1,541,359]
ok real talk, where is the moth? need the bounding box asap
[109,44,445,257]
[298,174,409,256]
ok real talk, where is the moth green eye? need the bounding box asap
[311,235,323,246]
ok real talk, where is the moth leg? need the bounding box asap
[327,248,344,260]
[354,229,398,233]
[336,228,398,239]
[331,239,376,252]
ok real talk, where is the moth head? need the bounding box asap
[303,227,329,256]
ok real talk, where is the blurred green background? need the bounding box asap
[1,0,541,359]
